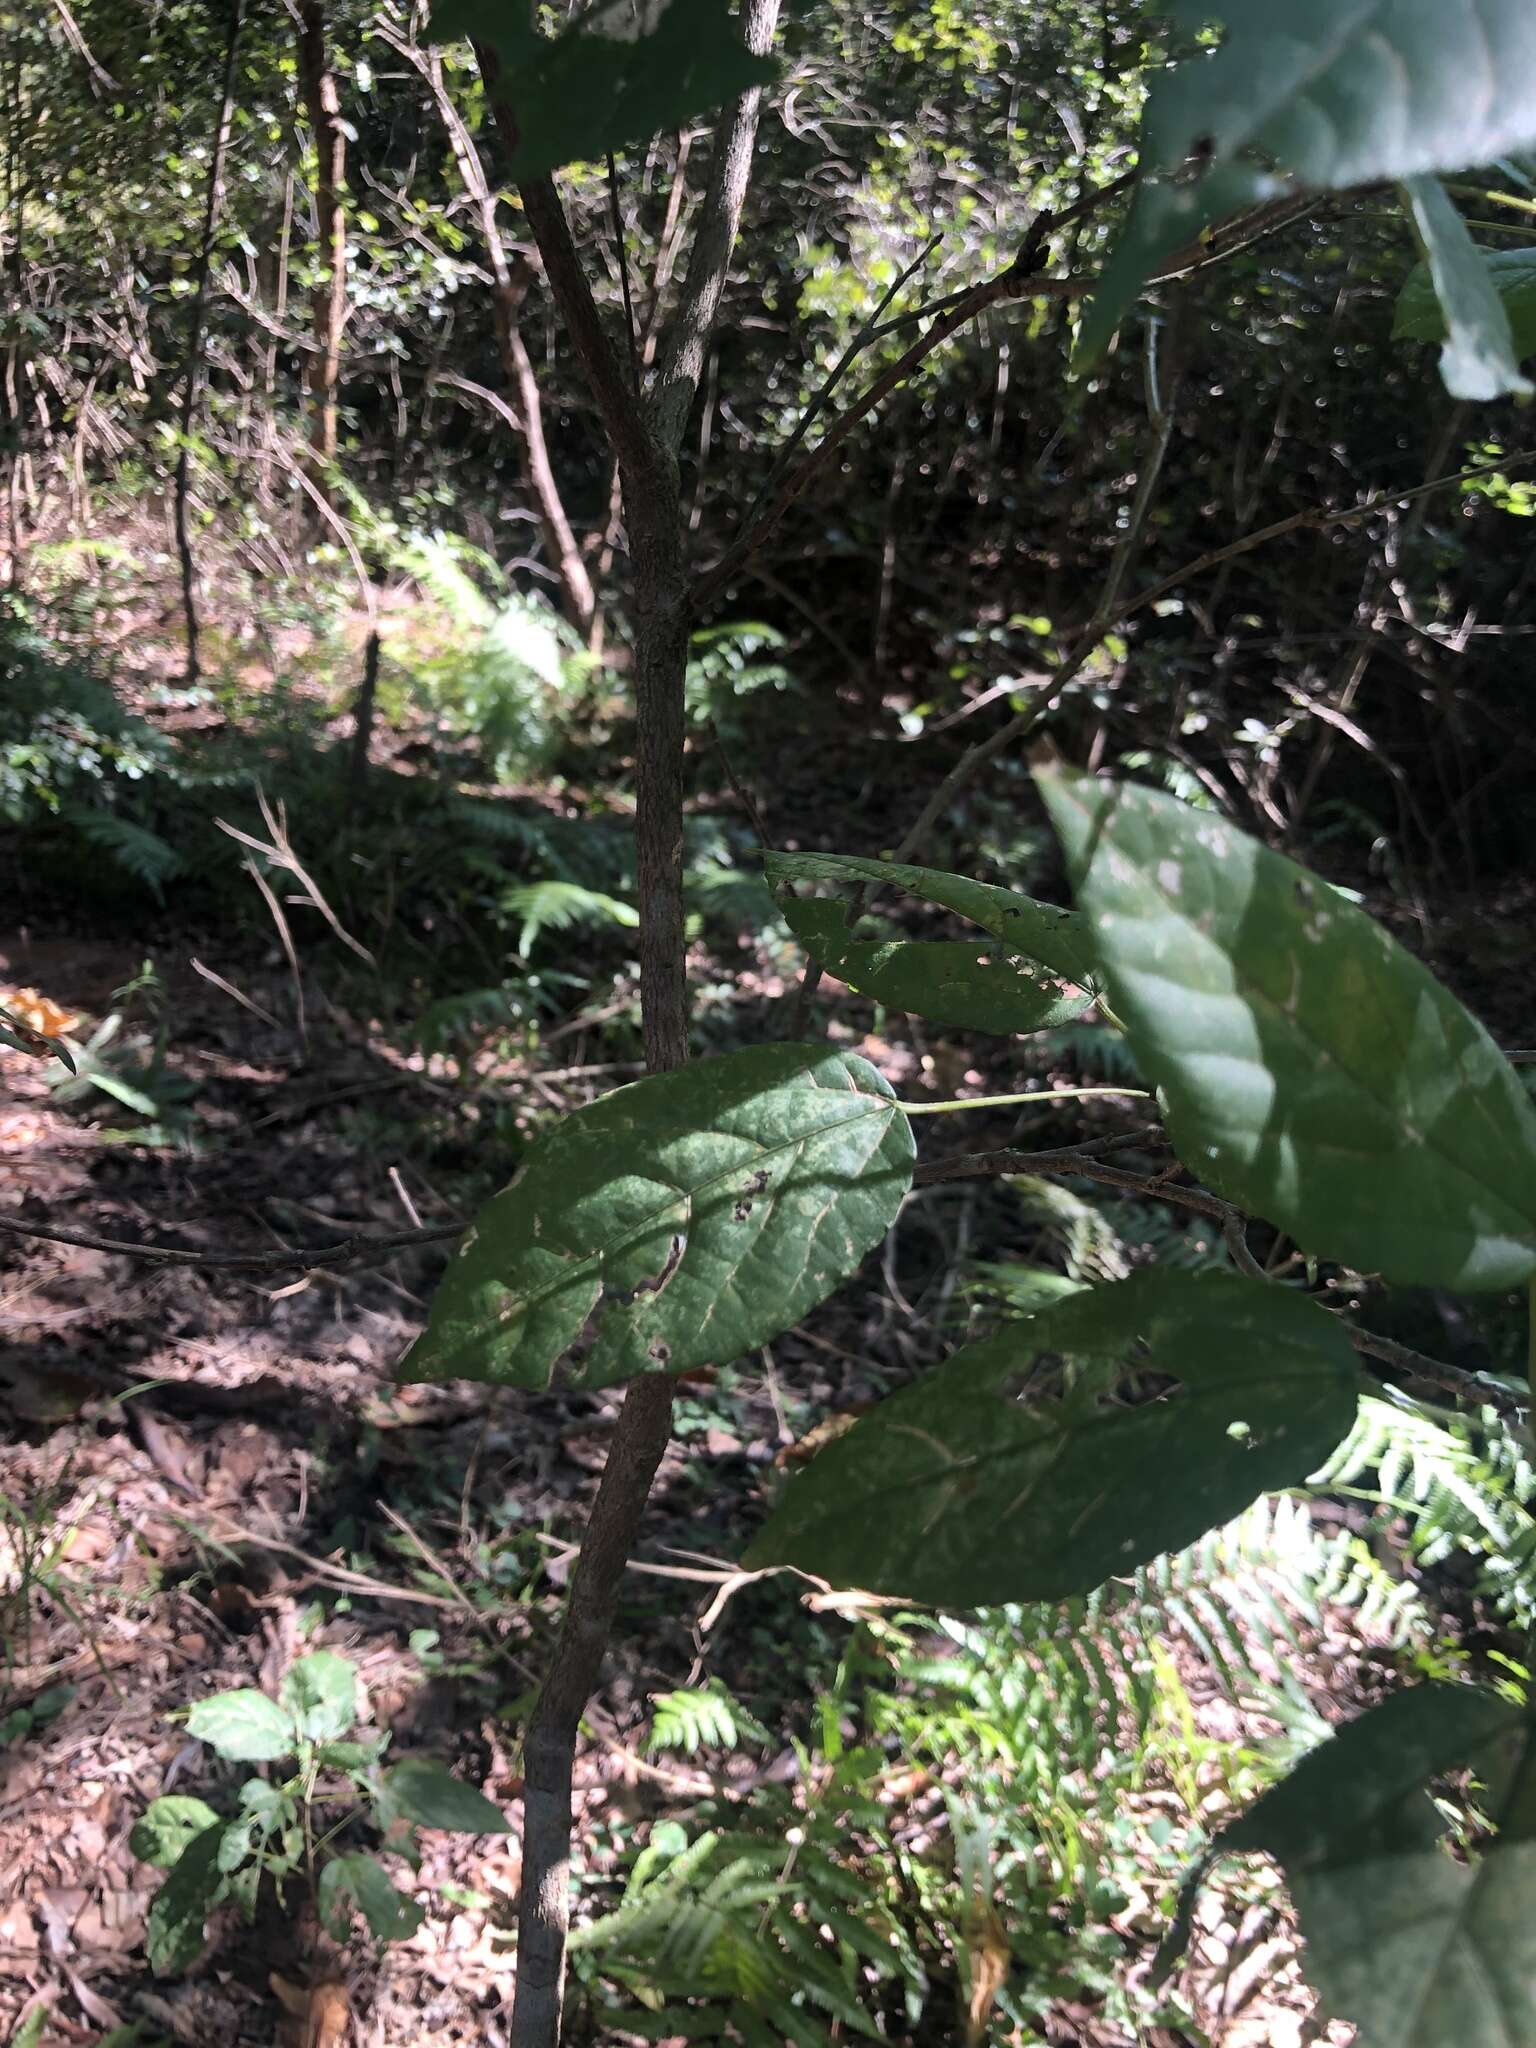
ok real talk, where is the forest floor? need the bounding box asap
[0,924,1368,2048]
[7,586,1523,2047]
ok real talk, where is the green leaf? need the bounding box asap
[146,1822,227,1973]
[7,2004,47,2048]
[1214,1686,1535,2045]
[430,0,778,184]
[316,1738,384,1770]
[764,852,1098,986]
[382,1757,513,1835]
[1396,243,1536,358]
[239,1779,286,1826]
[765,849,1097,1036]
[1036,760,1536,1292]
[1080,0,1536,367]
[280,1652,358,1744]
[1401,177,1533,399]
[318,1854,426,1944]
[401,1045,914,1391]
[130,1797,222,1871]
[186,1689,295,1763]
[747,1269,1359,1606]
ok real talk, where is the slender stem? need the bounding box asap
[1443,182,1536,219]
[606,150,640,393]
[900,1086,1149,1117]
[740,231,942,531]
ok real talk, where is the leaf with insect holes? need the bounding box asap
[186,1688,295,1763]
[747,1269,1358,1607]
[280,1652,358,1744]
[429,0,777,184]
[766,850,1098,1037]
[146,1821,227,1973]
[1176,1686,1536,2047]
[131,1796,222,1871]
[1079,0,1536,374]
[766,853,1098,982]
[400,1045,914,1391]
[1399,178,1532,400]
[318,1854,425,1944]
[1036,758,1536,1291]
[382,1757,513,1834]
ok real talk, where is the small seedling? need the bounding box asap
[133,1650,510,1971]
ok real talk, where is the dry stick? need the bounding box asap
[239,854,306,1041]
[385,22,597,633]
[173,0,245,682]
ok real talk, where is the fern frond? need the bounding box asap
[499,880,639,958]
[684,863,783,937]
[648,1683,768,1758]
[1311,1390,1536,1619]
[1001,1174,1130,1283]
[412,984,532,1055]
[63,807,183,892]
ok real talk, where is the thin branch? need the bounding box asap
[0,1213,460,1272]
[692,248,1060,612]
[1346,1328,1525,1423]
[1120,447,1536,628]
[912,1150,1526,1422]
[740,231,942,531]
[877,445,1536,883]
[688,167,1136,612]
[607,151,641,393]
[648,0,783,452]
[475,41,655,483]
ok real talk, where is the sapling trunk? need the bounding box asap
[474,17,780,2033]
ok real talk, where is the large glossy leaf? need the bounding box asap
[146,1821,227,1973]
[431,0,777,183]
[186,1688,295,1763]
[1211,1686,1535,2046]
[131,1796,222,1871]
[1396,240,1536,359]
[1037,760,1536,1292]
[765,853,1097,982]
[402,1046,914,1391]
[383,1757,512,1835]
[1081,0,1536,367]
[765,851,1100,1033]
[1401,177,1532,399]
[746,1270,1359,1606]
[319,1854,426,1944]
